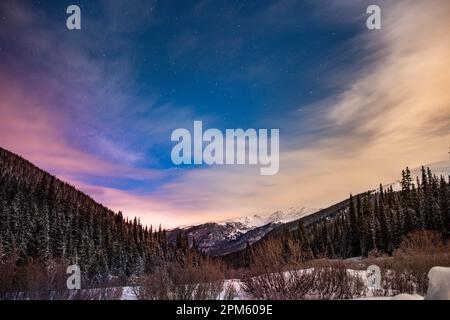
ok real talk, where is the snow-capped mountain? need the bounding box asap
[167,207,318,256]
[219,207,318,229]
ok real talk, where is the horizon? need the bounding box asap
[1,0,449,228]
[2,145,449,230]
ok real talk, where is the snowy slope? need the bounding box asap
[219,207,317,229]
[214,207,318,241]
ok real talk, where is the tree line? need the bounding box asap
[0,147,194,280]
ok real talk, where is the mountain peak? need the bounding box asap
[169,206,318,256]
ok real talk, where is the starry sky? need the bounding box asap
[1,0,449,227]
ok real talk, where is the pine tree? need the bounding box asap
[377,196,393,254]
[348,194,360,257]
[359,196,372,257]
[439,175,450,240]
[296,221,313,260]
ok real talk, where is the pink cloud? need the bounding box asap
[0,77,164,182]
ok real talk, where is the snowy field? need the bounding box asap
[120,266,449,300]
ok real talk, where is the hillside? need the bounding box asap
[0,147,171,278]
[225,166,450,267]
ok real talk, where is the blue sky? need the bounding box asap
[1,0,449,227]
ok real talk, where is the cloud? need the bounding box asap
[0,0,218,227]
[323,0,450,152]
[139,0,450,226]
[0,76,164,182]
[1,0,449,228]
[0,1,179,194]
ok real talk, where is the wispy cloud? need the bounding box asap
[138,0,450,226]
[0,1,188,207]
[1,0,449,228]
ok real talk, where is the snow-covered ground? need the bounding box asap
[121,286,138,300]
[120,266,450,300]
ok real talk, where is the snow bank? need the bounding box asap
[425,267,450,300]
[121,287,138,300]
[390,294,423,300]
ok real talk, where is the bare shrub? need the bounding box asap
[396,230,449,255]
[67,287,124,300]
[0,258,125,300]
[381,270,417,296]
[364,231,450,296]
[222,281,238,300]
[242,269,314,300]
[0,258,71,300]
[242,264,365,300]
[309,266,365,299]
[376,253,450,296]
[247,235,312,277]
[134,260,225,300]
[249,239,287,274]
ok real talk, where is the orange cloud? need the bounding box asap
[137,0,450,226]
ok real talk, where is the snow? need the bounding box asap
[425,267,450,300]
[219,279,249,300]
[390,294,424,300]
[173,207,319,255]
[217,207,318,229]
[359,294,423,300]
[118,266,450,300]
[220,266,450,300]
[121,286,138,300]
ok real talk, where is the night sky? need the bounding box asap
[1,0,449,227]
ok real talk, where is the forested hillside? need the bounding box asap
[0,147,175,279]
[310,167,450,258]
[231,167,450,267]
[2,145,449,299]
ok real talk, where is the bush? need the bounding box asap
[0,257,125,300]
[364,231,450,296]
[242,269,314,300]
[242,264,365,300]
[133,260,225,300]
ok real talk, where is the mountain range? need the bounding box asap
[167,207,318,256]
